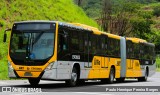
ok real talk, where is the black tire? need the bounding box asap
[116,78,125,83]
[138,69,148,82]
[101,67,115,84]
[107,67,115,84]
[65,67,78,87]
[28,78,40,86]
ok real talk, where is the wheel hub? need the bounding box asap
[71,72,77,82]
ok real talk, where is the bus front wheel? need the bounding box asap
[65,67,78,86]
[28,78,40,86]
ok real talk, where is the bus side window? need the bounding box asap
[84,32,88,53]
[140,43,144,59]
[79,31,84,52]
[126,40,133,59]
[134,43,139,59]
[105,36,108,55]
[96,35,101,55]
[58,29,68,52]
[101,36,105,55]
[70,30,79,52]
[63,31,68,51]
[91,34,96,55]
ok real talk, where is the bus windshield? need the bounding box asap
[9,23,55,65]
[10,30,54,60]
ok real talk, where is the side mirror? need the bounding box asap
[3,33,7,42]
[3,29,11,42]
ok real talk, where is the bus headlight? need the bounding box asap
[8,61,13,70]
[45,62,54,71]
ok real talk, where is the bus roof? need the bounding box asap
[126,37,147,43]
[14,20,150,41]
[126,37,155,47]
[70,23,121,39]
[71,23,99,31]
[14,20,57,24]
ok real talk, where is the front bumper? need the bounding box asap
[41,69,57,80]
[8,61,71,80]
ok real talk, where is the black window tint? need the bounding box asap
[108,38,112,56]
[143,44,155,60]
[84,32,88,53]
[101,36,105,55]
[114,39,120,57]
[91,34,97,55]
[105,37,108,55]
[107,38,120,57]
[133,43,140,59]
[57,27,70,60]
[71,31,79,52]
[97,36,102,55]
[140,43,144,59]
[127,40,133,59]
[79,31,84,52]
[58,29,69,52]
[88,34,92,54]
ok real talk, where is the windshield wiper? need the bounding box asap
[32,30,51,45]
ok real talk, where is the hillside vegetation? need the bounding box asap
[0,0,98,79]
[78,0,160,48]
[78,0,160,18]
[77,0,160,70]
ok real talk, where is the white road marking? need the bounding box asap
[0,81,7,85]
[40,80,65,83]
[10,92,47,95]
[73,92,114,95]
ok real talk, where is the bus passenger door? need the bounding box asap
[99,35,109,78]
[57,28,70,61]
[84,31,91,68]
[101,35,108,68]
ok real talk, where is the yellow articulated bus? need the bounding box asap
[3,21,156,86]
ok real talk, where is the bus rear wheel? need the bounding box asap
[138,69,148,82]
[28,78,40,86]
[107,67,115,84]
[65,67,78,86]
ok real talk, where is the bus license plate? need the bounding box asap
[24,72,32,76]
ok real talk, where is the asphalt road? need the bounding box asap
[0,72,160,95]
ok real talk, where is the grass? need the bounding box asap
[0,59,8,80]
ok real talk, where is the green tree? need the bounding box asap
[153,6,160,16]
